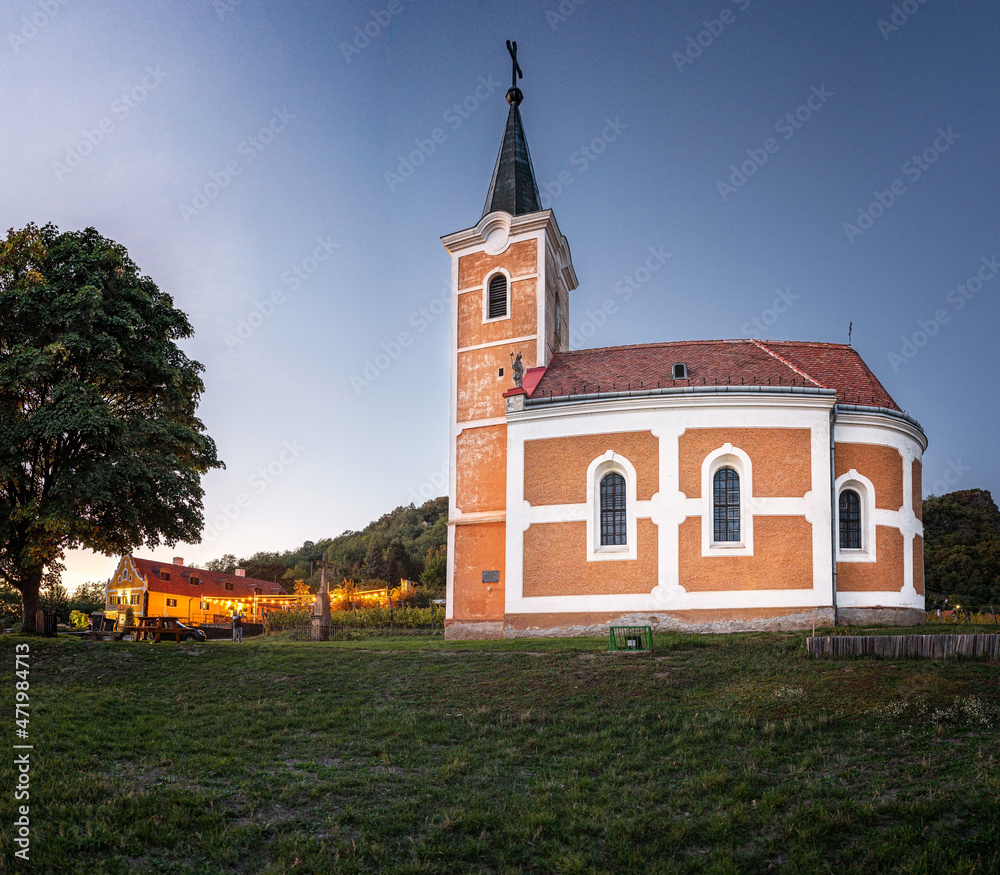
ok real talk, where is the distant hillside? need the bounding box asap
[923,489,1000,607]
[205,496,448,596]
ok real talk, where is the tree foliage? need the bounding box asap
[40,580,70,621]
[292,580,314,605]
[210,496,447,592]
[67,580,107,622]
[923,489,1000,608]
[420,544,446,597]
[0,223,222,630]
[204,554,238,574]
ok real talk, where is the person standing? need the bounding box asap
[234,611,243,644]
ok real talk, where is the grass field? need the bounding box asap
[2,629,999,874]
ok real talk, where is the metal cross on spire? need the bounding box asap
[506,39,522,89]
[505,39,524,106]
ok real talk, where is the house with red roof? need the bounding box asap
[440,69,926,639]
[104,556,289,625]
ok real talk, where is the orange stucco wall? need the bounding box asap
[455,425,506,514]
[678,428,812,499]
[144,591,212,623]
[453,522,506,620]
[836,526,905,592]
[457,346,536,422]
[457,240,537,290]
[457,279,538,350]
[677,516,813,591]
[912,459,922,521]
[523,432,659,506]
[835,443,904,511]
[913,534,924,595]
[522,519,658,596]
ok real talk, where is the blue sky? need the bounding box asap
[2,0,997,592]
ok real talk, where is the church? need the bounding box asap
[442,50,926,639]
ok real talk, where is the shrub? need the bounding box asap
[264,609,312,633]
[329,605,445,629]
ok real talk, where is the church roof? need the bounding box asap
[482,99,542,218]
[527,339,902,411]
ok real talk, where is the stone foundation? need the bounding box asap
[836,606,925,627]
[444,619,505,640]
[502,607,838,638]
[445,605,925,639]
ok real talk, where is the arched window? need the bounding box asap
[600,472,627,546]
[839,489,862,549]
[713,467,740,542]
[487,273,508,319]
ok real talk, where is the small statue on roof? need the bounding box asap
[511,351,524,388]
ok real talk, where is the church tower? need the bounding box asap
[441,44,578,638]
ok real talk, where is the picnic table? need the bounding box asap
[122,617,189,643]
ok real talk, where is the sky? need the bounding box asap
[2,0,998,593]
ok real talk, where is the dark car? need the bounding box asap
[174,621,207,642]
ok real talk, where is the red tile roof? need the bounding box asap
[129,557,288,603]
[522,366,546,395]
[527,339,900,410]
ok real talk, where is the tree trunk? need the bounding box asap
[18,568,44,633]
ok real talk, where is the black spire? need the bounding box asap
[482,41,542,218]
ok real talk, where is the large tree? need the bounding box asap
[0,223,222,631]
[923,489,1000,607]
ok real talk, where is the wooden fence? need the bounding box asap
[807,633,1000,660]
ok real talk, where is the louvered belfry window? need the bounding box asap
[713,467,741,542]
[487,273,508,319]
[839,489,862,549]
[600,472,627,546]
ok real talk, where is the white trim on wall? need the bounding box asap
[835,470,877,563]
[700,443,754,558]
[482,268,513,323]
[505,398,837,616]
[586,452,639,562]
